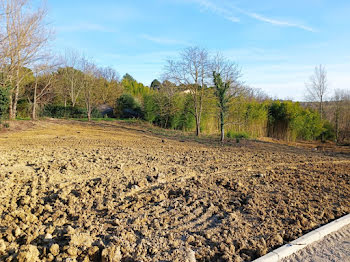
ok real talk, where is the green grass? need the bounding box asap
[15,117,31,120]
[226,131,250,139]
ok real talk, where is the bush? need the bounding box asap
[142,92,195,130]
[115,94,143,119]
[320,121,335,141]
[42,105,84,118]
[227,131,249,139]
[91,108,102,118]
[41,105,101,119]
[16,99,31,118]
[171,94,195,130]
[0,87,9,119]
[268,101,324,141]
[227,131,249,143]
[143,94,157,123]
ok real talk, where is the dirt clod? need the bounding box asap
[49,243,60,256]
[0,239,6,255]
[17,245,40,262]
[101,244,122,262]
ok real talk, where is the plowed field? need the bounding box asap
[0,120,349,262]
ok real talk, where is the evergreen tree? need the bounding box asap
[213,71,231,142]
[150,79,161,90]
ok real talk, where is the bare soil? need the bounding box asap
[0,120,349,262]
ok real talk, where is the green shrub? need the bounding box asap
[16,99,31,118]
[226,131,250,139]
[0,87,9,119]
[226,131,249,143]
[91,108,102,118]
[115,94,143,119]
[142,92,195,130]
[268,101,324,141]
[42,105,84,118]
[41,105,101,119]
[143,94,157,123]
[320,121,335,141]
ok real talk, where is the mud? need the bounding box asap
[0,120,349,262]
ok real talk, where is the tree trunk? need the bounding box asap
[9,89,13,120]
[11,84,19,119]
[32,83,37,120]
[195,116,200,136]
[87,98,91,121]
[220,110,224,142]
[32,102,36,120]
[87,110,91,121]
[193,95,201,137]
[335,108,339,143]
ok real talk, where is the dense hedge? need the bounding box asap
[41,105,101,118]
[267,101,332,141]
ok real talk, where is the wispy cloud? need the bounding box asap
[191,0,240,23]
[57,23,116,33]
[140,34,189,45]
[189,0,315,32]
[240,10,316,32]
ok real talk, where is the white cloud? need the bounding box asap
[189,0,315,32]
[242,11,316,32]
[191,0,240,23]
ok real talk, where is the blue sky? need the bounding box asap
[47,0,350,100]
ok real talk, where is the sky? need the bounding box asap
[47,0,350,101]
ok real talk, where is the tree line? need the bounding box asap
[0,0,349,144]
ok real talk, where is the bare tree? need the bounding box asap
[81,57,99,121]
[305,64,328,120]
[98,66,121,106]
[160,79,178,97]
[164,46,209,136]
[29,60,59,120]
[0,0,51,119]
[244,86,269,102]
[59,49,84,107]
[0,1,6,68]
[210,52,241,83]
[333,89,350,143]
